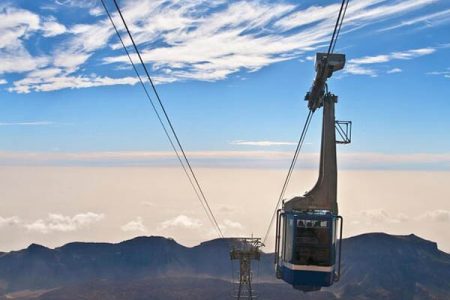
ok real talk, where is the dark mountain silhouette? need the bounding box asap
[0,233,448,299]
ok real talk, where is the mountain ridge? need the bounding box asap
[0,232,448,299]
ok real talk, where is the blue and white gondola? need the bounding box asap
[275,210,342,291]
[274,52,348,292]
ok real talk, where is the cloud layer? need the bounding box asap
[1,212,105,234]
[0,0,443,93]
[230,140,297,146]
[0,150,449,170]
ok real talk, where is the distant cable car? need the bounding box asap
[275,53,350,291]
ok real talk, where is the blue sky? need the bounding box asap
[0,0,449,169]
[0,0,450,252]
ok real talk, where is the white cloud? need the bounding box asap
[102,0,438,84]
[274,3,340,30]
[159,215,202,230]
[218,205,235,214]
[352,209,450,225]
[42,20,114,77]
[222,219,243,229]
[41,18,67,37]
[344,64,377,77]
[54,0,98,9]
[2,0,440,92]
[25,219,48,233]
[0,51,49,75]
[24,212,104,234]
[121,217,147,232]
[0,121,54,126]
[387,68,402,74]
[104,1,297,82]
[427,69,450,79]
[230,140,296,146]
[390,48,435,59]
[0,7,50,75]
[0,5,116,92]
[346,47,435,77]
[379,9,450,32]
[89,6,104,17]
[275,0,437,31]
[0,216,21,227]
[219,219,244,236]
[361,209,405,224]
[350,48,435,65]
[0,7,40,48]
[0,79,7,84]
[350,55,390,65]
[350,209,409,225]
[8,75,139,93]
[417,210,450,222]
[140,201,155,207]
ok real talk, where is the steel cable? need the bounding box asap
[100,0,223,238]
[262,110,314,244]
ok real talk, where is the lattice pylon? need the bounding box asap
[230,237,263,299]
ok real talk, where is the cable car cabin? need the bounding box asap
[272,53,349,291]
[275,210,342,291]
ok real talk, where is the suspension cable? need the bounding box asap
[100,0,223,238]
[262,110,314,244]
[331,0,350,53]
[99,0,218,235]
[327,0,349,55]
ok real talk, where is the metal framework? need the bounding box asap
[335,120,352,144]
[230,238,263,299]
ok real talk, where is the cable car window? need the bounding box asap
[293,218,331,266]
[284,217,294,262]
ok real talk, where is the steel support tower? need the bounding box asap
[230,237,263,299]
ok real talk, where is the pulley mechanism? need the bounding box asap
[305,53,346,111]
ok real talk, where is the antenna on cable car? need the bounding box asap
[274,52,351,292]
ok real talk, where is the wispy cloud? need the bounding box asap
[9,75,139,94]
[427,68,450,79]
[24,212,104,234]
[103,0,439,85]
[350,48,435,65]
[1,0,439,93]
[230,140,296,146]
[379,9,450,32]
[345,47,435,76]
[344,64,377,77]
[387,68,402,74]
[0,121,54,126]
[0,3,137,93]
